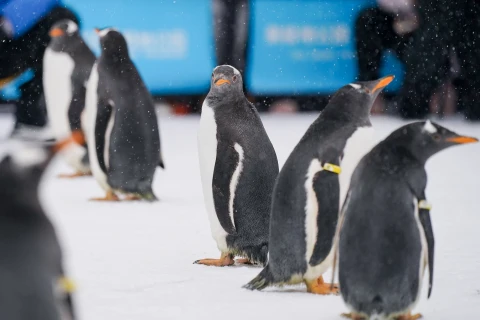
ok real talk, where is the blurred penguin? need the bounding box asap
[0,135,82,320]
[44,19,95,178]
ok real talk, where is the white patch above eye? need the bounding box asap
[213,65,240,76]
[66,20,78,34]
[228,65,240,75]
[98,28,116,37]
[423,120,437,133]
[349,83,361,89]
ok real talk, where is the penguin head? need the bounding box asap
[0,142,55,205]
[95,27,129,59]
[49,19,79,41]
[325,75,394,122]
[209,65,243,95]
[0,131,85,205]
[391,120,478,162]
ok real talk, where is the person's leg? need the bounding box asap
[454,0,480,121]
[10,7,79,129]
[213,0,236,67]
[395,0,450,119]
[355,7,399,81]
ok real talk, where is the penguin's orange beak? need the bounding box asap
[53,130,86,153]
[94,28,101,34]
[49,28,64,37]
[215,78,231,86]
[446,136,478,144]
[371,75,395,93]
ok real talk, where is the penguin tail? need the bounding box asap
[158,159,165,169]
[243,265,274,291]
[140,191,158,202]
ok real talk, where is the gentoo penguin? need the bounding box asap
[196,65,279,266]
[43,19,95,178]
[84,28,163,201]
[0,136,82,320]
[336,121,477,320]
[245,76,394,293]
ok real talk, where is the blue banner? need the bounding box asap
[63,0,216,95]
[246,0,403,95]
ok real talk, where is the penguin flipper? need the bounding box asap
[418,198,435,299]
[68,81,87,132]
[309,157,341,266]
[94,100,112,174]
[212,141,240,235]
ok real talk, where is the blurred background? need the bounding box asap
[0,0,478,137]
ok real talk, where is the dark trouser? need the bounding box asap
[0,7,79,127]
[355,7,413,82]
[213,0,249,74]
[399,0,480,119]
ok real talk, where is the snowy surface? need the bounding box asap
[2,113,480,320]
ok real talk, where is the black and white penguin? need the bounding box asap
[336,121,478,320]
[196,65,279,266]
[0,138,80,320]
[245,76,394,293]
[85,28,164,201]
[43,19,95,178]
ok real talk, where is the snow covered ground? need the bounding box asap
[2,113,479,320]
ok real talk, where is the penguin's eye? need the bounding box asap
[211,73,214,78]
[432,133,441,141]
[232,75,238,83]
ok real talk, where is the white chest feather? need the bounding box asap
[339,126,375,204]
[412,197,428,305]
[303,159,336,280]
[43,48,74,138]
[304,159,323,261]
[198,101,228,251]
[85,65,110,191]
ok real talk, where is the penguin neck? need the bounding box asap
[49,35,83,53]
[206,89,245,109]
[383,141,429,167]
[101,52,132,71]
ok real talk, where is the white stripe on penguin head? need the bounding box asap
[66,20,78,34]
[423,120,437,133]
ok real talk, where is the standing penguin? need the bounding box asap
[337,121,477,320]
[245,76,394,293]
[0,138,80,320]
[196,65,279,266]
[44,19,95,178]
[85,28,164,201]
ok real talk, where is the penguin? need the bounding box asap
[0,136,82,320]
[335,121,478,320]
[195,65,279,266]
[244,76,394,293]
[84,28,163,201]
[43,19,96,178]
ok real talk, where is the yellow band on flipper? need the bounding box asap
[59,277,76,293]
[323,163,341,174]
[419,200,432,210]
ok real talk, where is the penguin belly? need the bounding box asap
[44,48,88,173]
[339,126,374,203]
[85,64,110,192]
[303,159,335,281]
[198,102,229,252]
